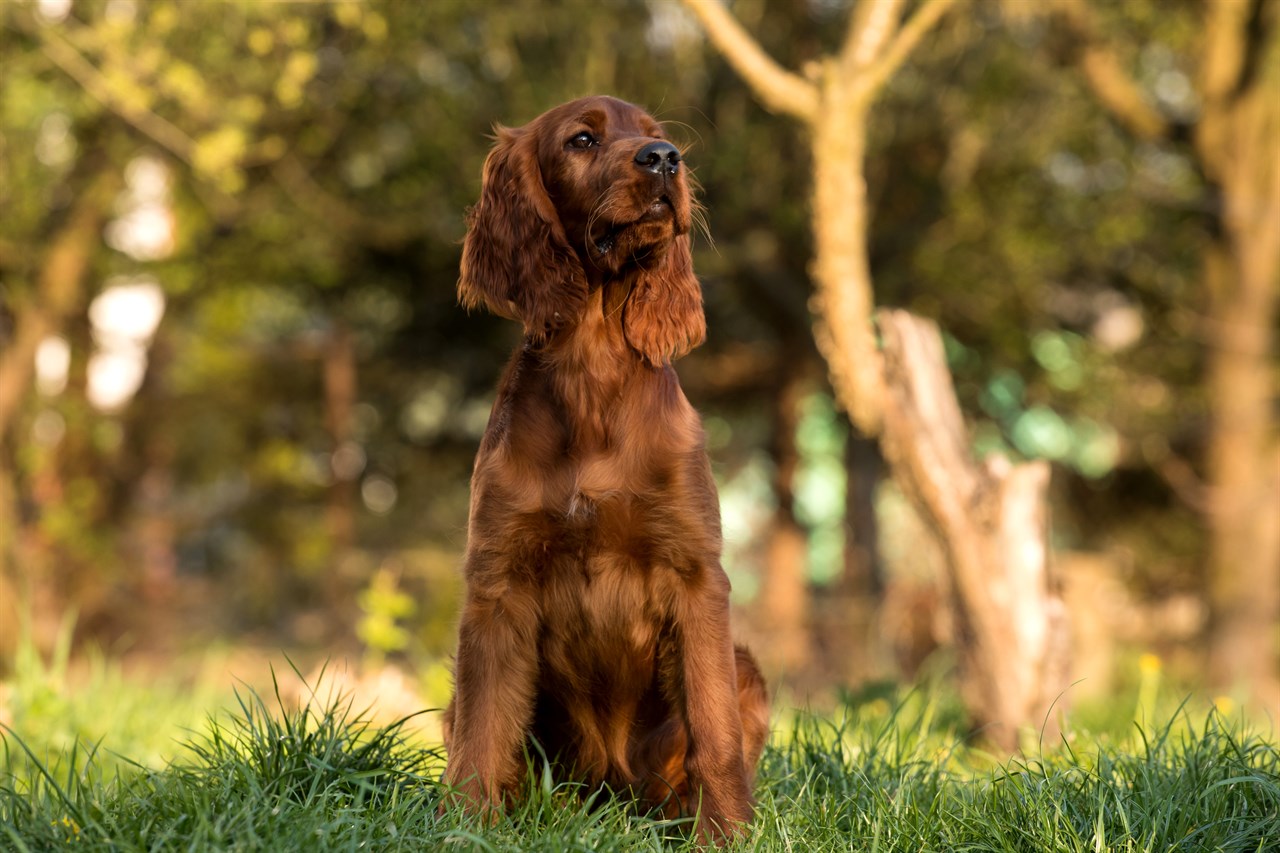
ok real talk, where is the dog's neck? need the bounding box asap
[545,283,631,366]
[526,286,628,452]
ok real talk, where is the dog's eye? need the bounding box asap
[567,131,598,150]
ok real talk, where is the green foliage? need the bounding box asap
[794,392,848,585]
[0,0,1260,692]
[5,0,755,639]
[357,569,417,661]
[871,6,1213,567]
[0,613,226,784]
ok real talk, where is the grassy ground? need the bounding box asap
[3,653,1278,853]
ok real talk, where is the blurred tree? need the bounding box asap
[1036,0,1279,711]
[1,0,805,658]
[684,0,1070,749]
[1,0,440,646]
[2,0,1264,721]
[0,9,128,655]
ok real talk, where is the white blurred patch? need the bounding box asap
[1092,303,1144,352]
[36,112,76,168]
[31,410,67,447]
[35,336,70,396]
[106,156,175,261]
[90,276,165,347]
[361,474,398,515]
[104,0,137,23]
[36,0,71,23]
[88,348,148,410]
[646,0,699,51]
[331,441,367,481]
[86,277,165,411]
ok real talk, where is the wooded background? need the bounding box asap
[1,0,1276,746]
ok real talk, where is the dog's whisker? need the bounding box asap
[660,118,704,153]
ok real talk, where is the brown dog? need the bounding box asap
[442,96,768,843]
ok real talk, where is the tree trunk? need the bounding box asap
[0,164,117,661]
[133,333,178,601]
[876,310,1070,749]
[809,77,884,437]
[683,0,1067,745]
[809,93,1069,746]
[0,474,19,668]
[1193,10,1280,707]
[757,365,811,681]
[321,317,359,631]
[1200,105,1280,708]
[815,430,885,685]
[842,433,884,606]
[0,170,117,437]
[1044,0,1280,716]
[324,318,358,555]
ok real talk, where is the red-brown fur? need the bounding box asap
[442,96,769,843]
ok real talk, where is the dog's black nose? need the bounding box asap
[635,140,681,176]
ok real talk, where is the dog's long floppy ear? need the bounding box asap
[458,125,587,341]
[623,234,706,366]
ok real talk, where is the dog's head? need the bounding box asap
[459,96,704,365]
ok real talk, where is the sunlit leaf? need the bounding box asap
[363,12,388,43]
[1069,417,1122,478]
[1011,405,1072,461]
[980,370,1025,420]
[192,124,248,178]
[248,27,274,56]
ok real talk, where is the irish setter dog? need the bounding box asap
[441,96,769,842]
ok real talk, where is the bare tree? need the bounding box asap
[0,158,119,659]
[681,0,1070,749]
[1045,0,1280,709]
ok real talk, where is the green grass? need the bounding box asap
[0,614,230,785]
[2,672,1278,852]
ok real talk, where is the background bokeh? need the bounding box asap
[1,0,1276,741]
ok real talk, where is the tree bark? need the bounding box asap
[808,77,885,436]
[877,310,1069,748]
[133,333,178,604]
[0,474,19,667]
[814,430,884,685]
[321,317,360,633]
[1197,51,1280,704]
[324,318,359,556]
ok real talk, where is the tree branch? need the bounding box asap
[25,16,198,163]
[1048,0,1173,142]
[865,0,959,94]
[1231,0,1276,104]
[842,0,906,71]
[680,0,819,123]
[1199,0,1255,108]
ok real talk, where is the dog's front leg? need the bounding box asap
[442,582,540,818]
[675,568,754,843]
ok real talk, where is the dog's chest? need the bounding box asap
[560,449,635,522]
[538,552,668,687]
